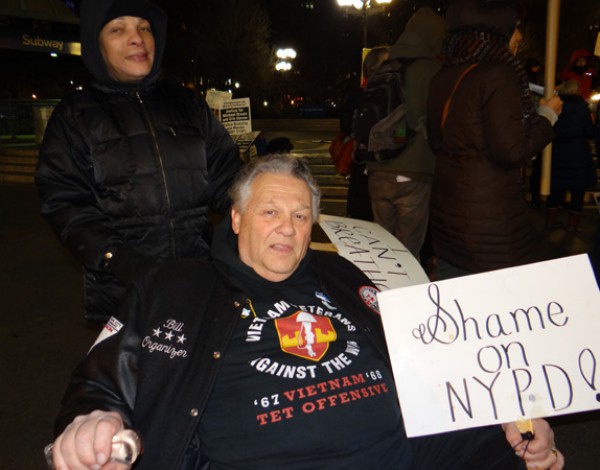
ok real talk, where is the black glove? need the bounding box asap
[104,245,156,286]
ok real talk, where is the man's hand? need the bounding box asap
[503,419,564,469]
[50,410,130,470]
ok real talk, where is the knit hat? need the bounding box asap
[445,0,522,38]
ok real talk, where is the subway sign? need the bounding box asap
[0,29,80,55]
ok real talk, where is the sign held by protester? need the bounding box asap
[205,89,232,120]
[205,91,252,136]
[317,215,429,290]
[221,98,252,136]
[378,254,600,437]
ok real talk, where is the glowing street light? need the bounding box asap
[275,47,297,72]
[337,0,391,7]
[337,0,393,47]
[275,61,292,72]
[276,48,297,60]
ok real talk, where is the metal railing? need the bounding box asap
[0,99,59,146]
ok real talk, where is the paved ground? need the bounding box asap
[1,172,599,468]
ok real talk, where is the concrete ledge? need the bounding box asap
[253,119,339,132]
[0,173,34,184]
[0,146,39,157]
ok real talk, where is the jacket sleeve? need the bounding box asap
[481,65,555,169]
[197,96,243,215]
[35,100,127,270]
[54,285,143,435]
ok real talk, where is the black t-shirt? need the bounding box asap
[198,252,409,469]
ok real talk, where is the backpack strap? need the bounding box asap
[441,63,478,130]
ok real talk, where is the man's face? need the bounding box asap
[232,173,313,282]
[99,16,155,82]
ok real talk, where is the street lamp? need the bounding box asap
[275,47,297,72]
[337,0,393,48]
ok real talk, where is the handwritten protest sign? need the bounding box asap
[317,215,428,290]
[378,254,600,437]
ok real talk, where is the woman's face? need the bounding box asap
[99,16,155,82]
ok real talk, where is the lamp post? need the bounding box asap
[337,0,393,48]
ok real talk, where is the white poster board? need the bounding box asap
[221,98,252,136]
[317,215,429,290]
[205,89,232,112]
[378,254,600,437]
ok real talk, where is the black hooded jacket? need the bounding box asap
[35,0,242,321]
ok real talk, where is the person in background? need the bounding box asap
[47,153,563,470]
[345,45,390,221]
[35,0,242,322]
[557,48,598,101]
[545,80,597,232]
[427,0,563,280]
[266,136,294,154]
[525,58,542,86]
[366,7,445,263]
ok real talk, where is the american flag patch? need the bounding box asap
[89,316,124,353]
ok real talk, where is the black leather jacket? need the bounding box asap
[55,251,389,469]
[35,80,242,321]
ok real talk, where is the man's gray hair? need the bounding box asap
[557,79,579,96]
[229,153,321,221]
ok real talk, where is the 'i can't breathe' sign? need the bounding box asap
[378,254,600,437]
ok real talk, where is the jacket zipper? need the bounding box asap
[135,91,177,258]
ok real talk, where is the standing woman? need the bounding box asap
[546,80,597,232]
[427,0,562,279]
[35,0,243,322]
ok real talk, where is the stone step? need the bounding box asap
[320,198,347,216]
[0,154,38,165]
[314,173,348,186]
[0,172,34,184]
[319,185,348,198]
[307,164,340,176]
[0,161,36,173]
[293,153,335,165]
[254,119,339,132]
[0,150,37,183]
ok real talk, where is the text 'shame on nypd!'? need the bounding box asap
[378,254,600,437]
